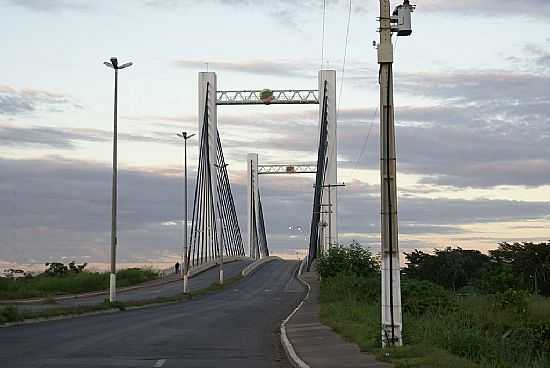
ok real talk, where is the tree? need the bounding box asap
[490,242,550,296]
[404,247,491,292]
[44,261,87,277]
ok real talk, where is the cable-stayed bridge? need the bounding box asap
[187,70,338,271]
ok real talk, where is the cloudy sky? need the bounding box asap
[1,0,550,269]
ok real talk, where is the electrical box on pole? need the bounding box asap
[377,0,415,348]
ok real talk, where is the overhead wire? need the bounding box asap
[348,27,400,180]
[337,0,353,110]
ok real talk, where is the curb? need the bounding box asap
[280,259,312,368]
[241,256,281,277]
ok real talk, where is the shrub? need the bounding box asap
[317,241,380,279]
[44,261,87,277]
[0,305,21,324]
[491,289,529,313]
[320,273,380,304]
[402,278,453,316]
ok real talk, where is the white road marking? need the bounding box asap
[153,359,166,367]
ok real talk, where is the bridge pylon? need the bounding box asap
[188,72,245,269]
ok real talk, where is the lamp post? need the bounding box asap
[104,57,133,303]
[176,131,195,293]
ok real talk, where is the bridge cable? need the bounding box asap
[308,81,330,268]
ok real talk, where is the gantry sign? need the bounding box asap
[196,71,338,265]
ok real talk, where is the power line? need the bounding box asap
[349,106,378,179]
[338,0,352,110]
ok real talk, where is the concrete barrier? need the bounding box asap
[241,256,282,277]
[188,256,250,278]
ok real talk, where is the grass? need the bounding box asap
[319,274,550,368]
[0,268,159,300]
[0,274,243,325]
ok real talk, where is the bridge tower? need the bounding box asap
[318,70,338,251]
[247,153,260,260]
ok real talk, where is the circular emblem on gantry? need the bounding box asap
[260,89,274,105]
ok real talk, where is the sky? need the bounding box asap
[1,0,550,270]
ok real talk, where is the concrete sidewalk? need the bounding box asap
[284,269,392,368]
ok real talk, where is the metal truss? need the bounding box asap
[258,164,317,175]
[217,90,319,105]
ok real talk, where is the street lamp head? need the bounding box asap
[104,62,114,69]
[110,57,118,68]
[177,131,196,140]
[119,62,133,69]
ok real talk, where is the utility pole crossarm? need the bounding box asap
[217,90,319,105]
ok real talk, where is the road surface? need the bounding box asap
[0,259,305,367]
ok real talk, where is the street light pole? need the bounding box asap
[104,57,133,303]
[177,131,195,293]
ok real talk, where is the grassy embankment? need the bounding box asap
[320,273,550,368]
[0,273,243,325]
[0,268,159,300]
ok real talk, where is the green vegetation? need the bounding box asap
[404,242,550,296]
[318,243,550,368]
[0,274,243,325]
[0,264,158,300]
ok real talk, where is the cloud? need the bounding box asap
[145,0,323,30]
[0,124,189,150]
[0,85,73,115]
[1,0,91,12]
[174,59,318,78]
[0,126,108,149]
[123,68,550,189]
[420,0,550,17]
[4,157,550,264]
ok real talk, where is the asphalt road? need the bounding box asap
[0,259,305,368]
[17,260,252,312]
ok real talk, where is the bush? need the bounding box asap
[0,268,159,300]
[491,289,529,313]
[321,273,380,304]
[317,241,380,279]
[44,261,87,277]
[117,268,158,287]
[0,305,21,324]
[402,278,453,316]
